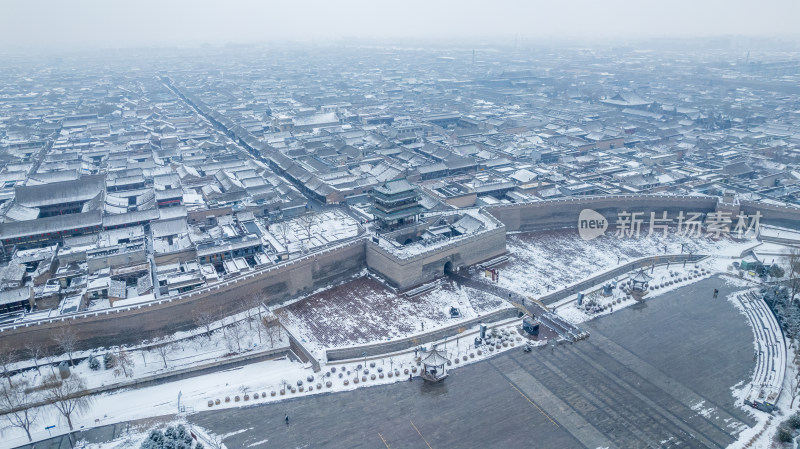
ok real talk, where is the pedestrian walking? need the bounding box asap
[713,288,719,298]
[285,414,289,425]
[409,374,412,382]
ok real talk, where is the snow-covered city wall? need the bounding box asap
[487,194,719,232]
[7,194,800,359]
[489,194,800,234]
[740,199,800,230]
[366,224,506,289]
[0,239,366,354]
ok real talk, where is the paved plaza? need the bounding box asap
[187,275,758,449]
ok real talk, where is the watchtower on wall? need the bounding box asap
[370,179,423,230]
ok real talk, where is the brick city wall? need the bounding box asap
[486,195,719,233]
[0,240,366,355]
[740,200,800,230]
[9,195,800,358]
[366,224,507,289]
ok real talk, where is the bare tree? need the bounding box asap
[224,321,243,353]
[786,248,800,305]
[43,373,93,431]
[273,222,290,247]
[24,341,45,375]
[53,325,78,367]
[297,213,318,246]
[113,349,134,378]
[0,379,41,442]
[0,343,14,388]
[153,337,176,369]
[252,295,267,345]
[193,309,216,340]
[42,346,58,375]
[239,297,254,331]
[791,375,800,409]
[261,312,281,348]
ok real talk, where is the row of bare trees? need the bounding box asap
[0,370,93,442]
[0,325,94,442]
[191,295,282,354]
[0,293,284,442]
[270,212,318,249]
[772,249,800,410]
[0,326,80,389]
[141,294,282,371]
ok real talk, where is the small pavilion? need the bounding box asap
[421,347,450,382]
[629,268,652,301]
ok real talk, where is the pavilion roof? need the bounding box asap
[422,347,450,367]
[631,269,653,284]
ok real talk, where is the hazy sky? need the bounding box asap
[2,0,799,50]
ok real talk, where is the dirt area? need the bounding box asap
[278,276,508,350]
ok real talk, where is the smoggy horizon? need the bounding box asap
[2,0,799,52]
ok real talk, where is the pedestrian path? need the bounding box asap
[447,272,588,342]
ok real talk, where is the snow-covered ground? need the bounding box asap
[4,306,288,377]
[267,209,360,254]
[553,263,720,325]
[492,231,757,298]
[278,275,509,360]
[77,420,226,449]
[0,311,289,448]
[2,228,792,449]
[0,318,524,448]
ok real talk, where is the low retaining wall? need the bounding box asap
[325,307,519,361]
[285,328,321,372]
